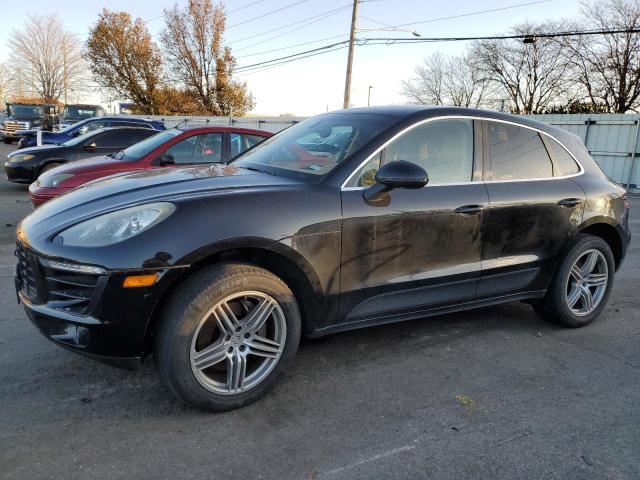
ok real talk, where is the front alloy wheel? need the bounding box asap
[155,263,301,411]
[190,292,287,395]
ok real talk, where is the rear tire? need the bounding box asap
[533,234,615,328]
[154,263,301,411]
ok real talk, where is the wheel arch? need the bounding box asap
[576,218,623,269]
[38,158,66,176]
[143,238,326,350]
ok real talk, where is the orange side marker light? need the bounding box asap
[123,273,159,288]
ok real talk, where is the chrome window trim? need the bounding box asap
[340,115,585,190]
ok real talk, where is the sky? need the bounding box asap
[0,0,584,116]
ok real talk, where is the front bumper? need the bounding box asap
[0,130,20,140]
[15,244,186,368]
[4,161,36,183]
[28,184,71,206]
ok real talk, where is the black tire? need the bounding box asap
[154,263,301,411]
[2,138,13,144]
[39,162,63,175]
[533,234,615,328]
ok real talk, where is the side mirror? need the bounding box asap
[158,153,175,166]
[84,142,96,152]
[363,160,428,204]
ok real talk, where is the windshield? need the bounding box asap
[118,129,181,160]
[232,113,396,180]
[63,106,98,119]
[9,104,43,118]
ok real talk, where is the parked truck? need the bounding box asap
[55,104,106,130]
[0,103,58,144]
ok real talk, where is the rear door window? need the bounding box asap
[166,133,223,164]
[486,122,553,180]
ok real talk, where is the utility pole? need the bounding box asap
[343,0,359,109]
[367,85,373,106]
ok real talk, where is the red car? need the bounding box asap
[28,126,272,206]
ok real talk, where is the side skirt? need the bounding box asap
[309,290,546,337]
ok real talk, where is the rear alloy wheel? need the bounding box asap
[155,263,301,411]
[533,234,615,328]
[565,249,608,317]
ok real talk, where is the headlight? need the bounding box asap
[24,122,31,129]
[9,154,35,163]
[56,202,176,247]
[37,173,74,187]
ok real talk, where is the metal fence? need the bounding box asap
[2,111,638,192]
[531,114,640,192]
[139,114,304,133]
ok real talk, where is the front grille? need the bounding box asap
[16,244,40,301]
[16,243,102,315]
[4,121,28,133]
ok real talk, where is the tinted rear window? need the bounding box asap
[487,121,553,180]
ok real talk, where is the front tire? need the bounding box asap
[2,138,13,144]
[155,263,301,411]
[533,234,615,328]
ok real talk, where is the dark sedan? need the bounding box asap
[15,116,165,149]
[5,127,158,183]
[15,106,630,411]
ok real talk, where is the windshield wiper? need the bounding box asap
[109,150,125,160]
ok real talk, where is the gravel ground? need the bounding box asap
[0,141,639,480]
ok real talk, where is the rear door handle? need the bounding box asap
[455,205,484,215]
[557,198,582,208]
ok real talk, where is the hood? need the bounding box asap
[42,154,124,174]
[21,164,301,242]
[7,144,69,158]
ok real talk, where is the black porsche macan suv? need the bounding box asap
[15,106,631,411]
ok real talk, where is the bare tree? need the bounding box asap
[402,52,493,108]
[472,22,577,114]
[161,0,254,115]
[562,0,640,113]
[8,14,87,104]
[0,64,8,103]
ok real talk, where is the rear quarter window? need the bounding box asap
[542,136,580,176]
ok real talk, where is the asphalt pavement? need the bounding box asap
[0,141,639,480]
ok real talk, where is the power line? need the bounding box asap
[233,0,556,58]
[227,0,310,29]
[230,3,352,46]
[235,34,349,60]
[237,45,349,76]
[391,0,554,29]
[235,28,640,72]
[227,0,266,14]
[235,6,352,52]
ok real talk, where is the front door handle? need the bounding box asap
[455,205,484,215]
[557,198,582,208]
